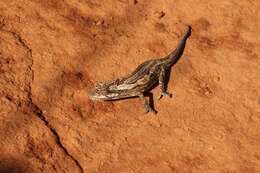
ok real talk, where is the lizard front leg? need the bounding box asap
[139,93,155,113]
[158,66,172,100]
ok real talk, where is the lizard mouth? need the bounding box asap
[89,95,104,101]
[89,95,107,100]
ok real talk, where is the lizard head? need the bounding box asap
[88,81,119,101]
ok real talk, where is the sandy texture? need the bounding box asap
[0,0,260,172]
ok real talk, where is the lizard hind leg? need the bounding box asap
[158,66,173,100]
[139,93,156,114]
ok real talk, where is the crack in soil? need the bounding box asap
[1,28,34,81]
[29,102,84,173]
[1,28,84,173]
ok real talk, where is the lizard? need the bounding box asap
[88,25,192,113]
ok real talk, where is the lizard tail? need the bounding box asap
[165,25,192,66]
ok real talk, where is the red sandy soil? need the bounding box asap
[0,0,260,172]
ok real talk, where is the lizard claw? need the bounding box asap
[158,92,172,100]
[144,105,157,114]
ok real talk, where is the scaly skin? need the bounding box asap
[89,25,192,113]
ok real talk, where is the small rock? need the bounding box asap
[154,11,166,19]
[95,19,104,26]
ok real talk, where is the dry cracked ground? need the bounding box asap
[0,0,260,173]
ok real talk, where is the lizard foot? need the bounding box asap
[144,104,156,114]
[157,91,172,100]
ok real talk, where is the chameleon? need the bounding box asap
[88,25,192,113]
